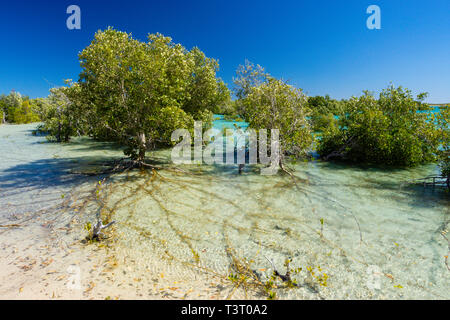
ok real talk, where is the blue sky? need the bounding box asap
[1,0,449,102]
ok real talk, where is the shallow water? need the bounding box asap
[0,123,448,299]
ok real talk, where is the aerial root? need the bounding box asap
[0,224,21,228]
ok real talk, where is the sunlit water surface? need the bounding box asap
[0,123,448,299]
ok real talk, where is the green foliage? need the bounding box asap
[77,28,228,161]
[266,290,277,300]
[233,60,270,117]
[235,63,312,159]
[233,60,269,101]
[317,85,440,167]
[261,258,327,299]
[84,222,92,233]
[83,221,99,243]
[31,97,53,122]
[0,92,40,124]
[182,47,231,116]
[216,99,238,116]
[223,113,244,122]
[437,106,449,184]
[37,82,84,142]
[312,112,339,133]
[307,95,345,132]
[306,266,328,287]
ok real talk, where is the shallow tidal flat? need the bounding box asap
[0,123,449,299]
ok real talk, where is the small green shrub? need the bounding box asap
[317,85,440,167]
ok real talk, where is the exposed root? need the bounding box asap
[70,158,163,176]
[279,162,300,189]
[91,220,116,239]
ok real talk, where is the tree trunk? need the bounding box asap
[56,109,62,142]
[64,119,72,142]
[57,122,62,142]
[137,132,146,162]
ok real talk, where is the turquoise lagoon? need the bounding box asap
[0,117,448,299]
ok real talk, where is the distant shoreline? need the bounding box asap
[428,103,449,106]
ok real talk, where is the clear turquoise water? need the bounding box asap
[212,115,249,131]
[0,122,448,299]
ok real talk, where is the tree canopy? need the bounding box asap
[234,62,312,168]
[317,85,440,167]
[67,28,230,161]
[35,82,84,142]
[0,92,40,124]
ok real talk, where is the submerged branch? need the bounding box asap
[264,255,295,284]
[279,161,300,189]
[92,220,116,239]
[0,224,21,228]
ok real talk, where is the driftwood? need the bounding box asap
[92,220,116,239]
